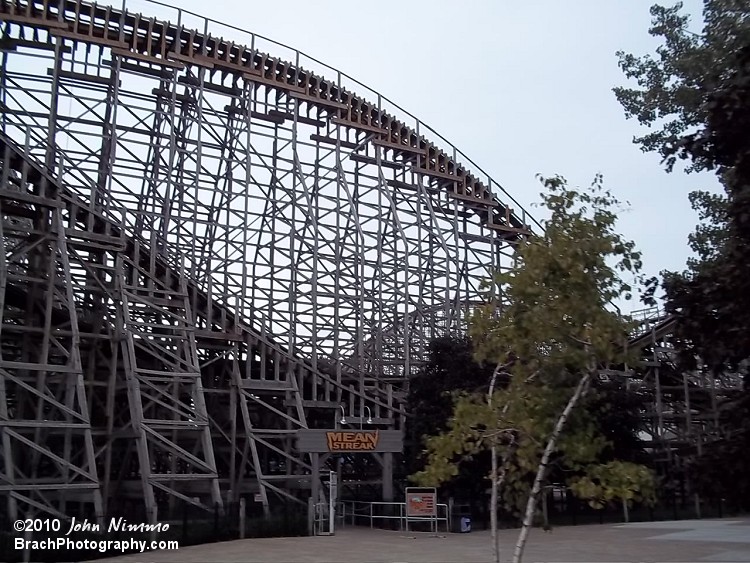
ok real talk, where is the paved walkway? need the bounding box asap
[97,518,750,562]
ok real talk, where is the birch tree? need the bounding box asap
[413,175,654,563]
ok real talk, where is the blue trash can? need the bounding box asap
[460,516,471,533]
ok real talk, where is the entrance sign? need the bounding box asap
[327,430,379,451]
[405,487,438,533]
[296,429,402,453]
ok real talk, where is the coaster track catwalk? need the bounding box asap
[0,0,537,522]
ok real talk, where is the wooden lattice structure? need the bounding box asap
[0,0,536,523]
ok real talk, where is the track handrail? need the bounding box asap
[0,0,541,237]
[140,0,541,232]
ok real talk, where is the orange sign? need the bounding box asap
[325,430,380,452]
[406,490,436,517]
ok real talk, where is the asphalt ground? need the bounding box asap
[95,518,750,563]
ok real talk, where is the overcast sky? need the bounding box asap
[128,0,718,310]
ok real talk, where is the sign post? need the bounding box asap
[404,487,438,534]
[328,470,337,535]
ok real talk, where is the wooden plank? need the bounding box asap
[424,204,473,219]
[448,191,497,207]
[251,110,285,124]
[290,92,348,110]
[332,117,387,136]
[269,110,326,128]
[48,67,113,86]
[485,223,531,235]
[224,105,285,124]
[241,380,292,391]
[111,47,185,69]
[133,368,201,377]
[149,473,216,481]
[0,189,64,208]
[144,420,210,429]
[387,179,439,194]
[293,400,340,409]
[0,14,68,29]
[0,483,99,491]
[118,60,173,79]
[310,134,359,150]
[194,330,243,341]
[0,202,37,219]
[50,29,128,49]
[0,420,89,429]
[196,55,257,76]
[200,81,241,96]
[351,154,402,170]
[0,361,78,373]
[241,72,306,94]
[0,38,72,53]
[372,138,427,155]
[458,231,505,244]
[168,51,214,68]
[416,167,464,183]
[151,88,194,103]
[64,228,123,245]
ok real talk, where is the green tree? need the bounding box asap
[613,0,750,173]
[413,175,655,563]
[661,43,750,375]
[404,336,495,497]
[615,1,750,374]
[616,2,750,509]
[406,340,650,547]
[582,379,652,466]
[669,44,750,504]
[569,461,656,522]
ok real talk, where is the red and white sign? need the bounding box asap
[405,488,437,517]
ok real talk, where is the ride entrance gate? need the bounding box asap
[298,428,403,535]
[310,471,338,536]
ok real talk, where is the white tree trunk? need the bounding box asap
[512,371,592,563]
[490,442,499,563]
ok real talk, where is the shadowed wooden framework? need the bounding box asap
[0,0,537,523]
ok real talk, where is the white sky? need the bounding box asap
[127,0,719,309]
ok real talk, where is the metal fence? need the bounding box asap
[339,500,450,533]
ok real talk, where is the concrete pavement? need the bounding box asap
[95,518,750,562]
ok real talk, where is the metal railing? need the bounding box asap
[311,502,332,536]
[338,500,450,533]
[130,0,542,233]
